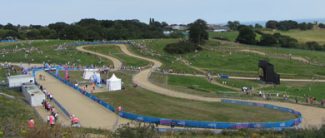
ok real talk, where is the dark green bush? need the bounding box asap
[164,41,202,54]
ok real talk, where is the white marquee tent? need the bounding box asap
[106,74,122,91]
[83,69,99,80]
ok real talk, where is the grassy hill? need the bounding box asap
[263,29,325,44]
[84,45,150,67]
[0,40,111,66]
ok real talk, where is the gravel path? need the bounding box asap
[36,71,129,129]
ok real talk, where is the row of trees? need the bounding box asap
[0,19,167,40]
[236,25,325,51]
[228,20,318,31]
[266,20,314,30]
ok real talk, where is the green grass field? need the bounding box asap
[84,45,150,67]
[129,39,201,74]
[60,70,295,122]
[261,82,325,100]
[263,29,325,44]
[149,73,237,97]
[136,39,325,78]
[0,40,111,66]
[209,31,239,41]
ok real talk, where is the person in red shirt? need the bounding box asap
[47,114,55,127]
[70,114,80,127]
[27,117,35,129]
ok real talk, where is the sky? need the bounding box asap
[0,0,324,25]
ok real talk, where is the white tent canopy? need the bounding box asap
[83,69,99,80]
[106,74,122,91]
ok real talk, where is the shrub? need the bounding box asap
[236,26,257,45]
[164,41,202,54]
[259,34,278,46]
[305,41,324,51]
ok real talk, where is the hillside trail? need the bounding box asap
[239,49,310,63]
[76,46,122,71]
[77,44,325,129]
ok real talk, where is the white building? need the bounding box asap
[83,69,99,80]
[22,84,46,106]
[7,75,35,88]
[106,74,122,91]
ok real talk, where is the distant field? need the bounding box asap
[149,73,234,97]
[263,29,325,44]
[137,39,325,78]
[0,40,111,66]
[209,31,238,41]
[129,39,201,74]
[84,45,150,67]
[261,82,325,100]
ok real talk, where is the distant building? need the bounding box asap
[208,24,229,32]
[163,31,173,36]
[169,24,189,30]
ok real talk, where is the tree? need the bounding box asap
[259,34,278,46]
[48,22,69,39]
[26,29,42,39]
[227,21,240,30]
[305,41,323,51]
[277,20,298,30]
[266,20,278,29]
[274,33,298,48]
[188,19,209,45]
[255,24,263,29]
[319,23,325,28]
[236,26,257,44]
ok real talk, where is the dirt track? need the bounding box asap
[76,46,122,71]
[77,44,325,129]
[36,71,129,129]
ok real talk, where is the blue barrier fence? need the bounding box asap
[0,40,17,43]
[44,69,303,129]
[52,97,71,118]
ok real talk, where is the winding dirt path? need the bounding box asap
[76,46,122,71]
[78,44,325,129]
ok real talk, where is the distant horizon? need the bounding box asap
[1,17,325,26]
[1,0,324,26]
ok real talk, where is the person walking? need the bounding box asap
[47,114,55,127]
